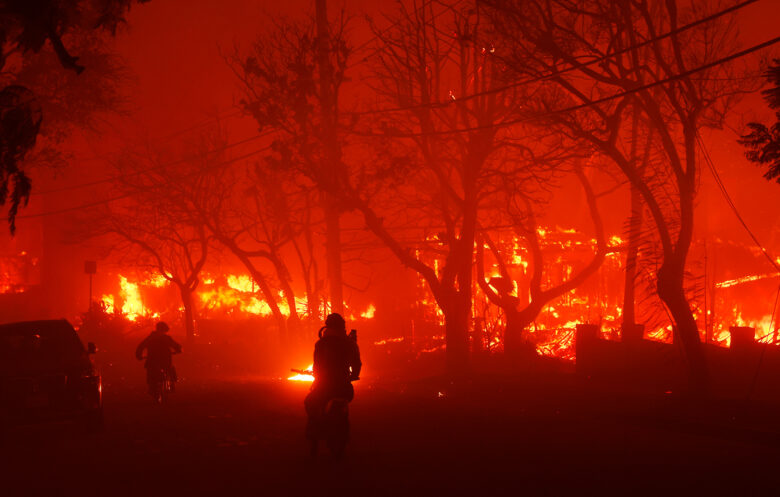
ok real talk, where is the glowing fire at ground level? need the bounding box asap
[78,224,779,368]
[288,365,314,382]
[98,273,375,322]
[91,269,778,364]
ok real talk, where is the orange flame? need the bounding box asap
[288,364,314,382]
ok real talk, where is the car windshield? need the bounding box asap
[0,321,84,367]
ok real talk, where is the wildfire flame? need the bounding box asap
[119,275,144,321]
[101,295,115,313]
[360,304,376,319]
[86,221,775,365]
[716,273,779,289]
[288,364,314,382]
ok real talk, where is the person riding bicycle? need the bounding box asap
[135,321,181,394]
[304,313,362,442]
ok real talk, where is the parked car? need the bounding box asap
[0,319,102,432]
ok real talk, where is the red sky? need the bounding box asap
[25,0,780,257]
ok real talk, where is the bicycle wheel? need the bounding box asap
[159,371,169,404]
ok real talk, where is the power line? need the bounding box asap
[34,3,457,198]
[459,0,763,105]
[697,130,780,397]
[697,132,779,272]
[343,0,763,118]
[24,4,774,211]
[149,108,246,143]
[18,144,273,220]
[32,131,273,196]
[346,0,466,69]
[114,2,461,147]
[354,35,780,137]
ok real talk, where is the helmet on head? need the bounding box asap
[155,321,170,333]
[324,313,346,332]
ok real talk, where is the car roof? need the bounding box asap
[0,319,77,337]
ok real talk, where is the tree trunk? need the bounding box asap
[178,285,196,343]
[503,306,525,358]
[623,111,644,332]
[269,251,301,329]
[506,301,548,357]
[324,196,343,314]
[623,180,642,332]
[234,252,288,340]
[315,0,344,316]
[657,261,708,396]
[442,294,470,376]
[291,235,320,319]
[661,123,708,395]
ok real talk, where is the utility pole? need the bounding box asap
[84,261,97,311]
[315,0,344,315]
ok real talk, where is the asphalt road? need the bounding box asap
[2,374,779,497]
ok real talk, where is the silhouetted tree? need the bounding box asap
[486,0,756,394]
[476,166,607,357]
[191,161,311,338]
[77,141,211,342]
[740,60,780,182]
[345,0,540,373]
[14,32,130,166]
[229,3,350,314]
[166,128,323,339]
[0,85,40,234]
[0,0,146,231]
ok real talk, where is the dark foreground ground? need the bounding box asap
[2,372,780,497]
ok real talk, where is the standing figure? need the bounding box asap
[304,313,362,457]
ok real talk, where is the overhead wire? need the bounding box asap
[22,2,777,216]
[17,144,273,220]
[345,0,467,69]
[39,0,768,195]
[29,1,460,198]
[25,35,780,217]
[32,131,273,196]
[697,131,780,398]
[351,35,780,136]
[149,108,247,144]
[449,0,763,105]
[697,132,780,272]
[342,0,764,117]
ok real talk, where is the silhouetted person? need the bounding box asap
[304,313,361,448]
[136,321,181,394]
